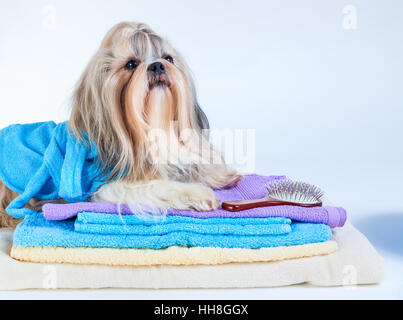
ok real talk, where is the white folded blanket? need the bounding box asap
[0,222,384,290]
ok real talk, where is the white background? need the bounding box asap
[0,0,402,299]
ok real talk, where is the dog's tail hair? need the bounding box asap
[0,180,21,228]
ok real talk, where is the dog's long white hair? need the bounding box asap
[70,22,242,211]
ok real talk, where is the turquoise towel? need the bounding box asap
[0,122,105,219]
[77,211,291,225]
[75,212,292,236]
[13,212,332,249]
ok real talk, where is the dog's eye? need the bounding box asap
[164,55,174,64]
[125,60,139,70]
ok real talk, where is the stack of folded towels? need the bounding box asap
[11,174,347,266]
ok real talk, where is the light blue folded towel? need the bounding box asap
[77,211,292,225]
[0,122,106,219]
[13,212,332,249]
[75,212,292,236]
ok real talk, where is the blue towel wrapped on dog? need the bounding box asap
[0,122,106,219]
[13,212,332,249]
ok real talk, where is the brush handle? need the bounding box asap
[221,197,322,212]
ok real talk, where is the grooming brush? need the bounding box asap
[222,180,324,212]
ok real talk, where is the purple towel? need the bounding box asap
[42,174,347,228]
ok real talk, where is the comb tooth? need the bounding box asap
[293,186,298,202]
[305,184,311,202]
[266,180,324,204]
[297,183,304,202]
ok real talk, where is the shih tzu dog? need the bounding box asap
[0,22,242,228]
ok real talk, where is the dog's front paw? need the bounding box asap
[205,168,244,190]
[177,184,220,212]
[219,172,244,189]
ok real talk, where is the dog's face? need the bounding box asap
[100,23,200,133]
[70,22,220,182]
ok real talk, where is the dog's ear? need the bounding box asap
[194,103,210,134]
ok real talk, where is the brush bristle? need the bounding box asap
[266,180,324,204]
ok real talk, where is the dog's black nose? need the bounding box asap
[148,62,165,75]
